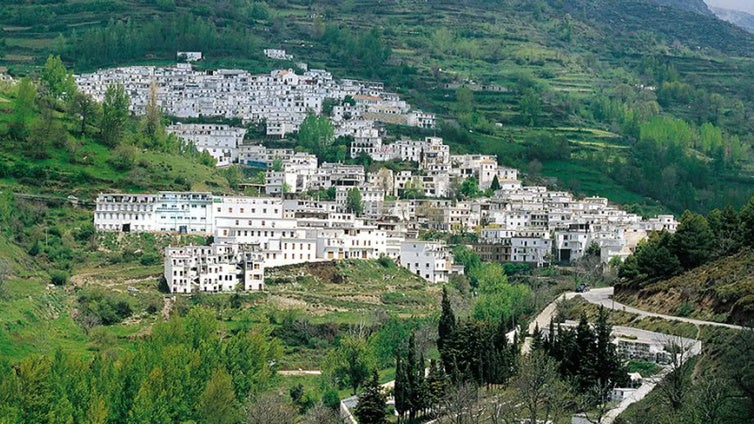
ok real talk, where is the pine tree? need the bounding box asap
[739,195,754,248]
[592,306,628,390]
[354,370,387,424]
[670,210,714,270]
[574,315,597,392]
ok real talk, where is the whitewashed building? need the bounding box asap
[164,243,265,293]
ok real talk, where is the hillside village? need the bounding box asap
[83,54,682,295]
[75,57,435,139]
[94,137,677,294]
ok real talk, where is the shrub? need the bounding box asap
[50,270,69,286]
[139,252,161,266]
[377,255,394,268]
[77,288,133,325]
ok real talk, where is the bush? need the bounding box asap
[50,270,69,286]
[139,252,161,266]
[77,288,133,326]
[377,255,394,268]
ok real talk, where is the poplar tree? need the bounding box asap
[100,83,130,147]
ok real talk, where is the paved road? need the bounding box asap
[574,287,747,331]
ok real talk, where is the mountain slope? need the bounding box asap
[555,0,754,56]
[653,0,714,16]
[711,6,754,32]
[614,249,754,326]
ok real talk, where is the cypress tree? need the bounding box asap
[394,355,408,423]
[438,286,456,373]
[354,370,387,424]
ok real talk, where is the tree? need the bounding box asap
[658,335,697,411]
[41,55,76,101]
[669,210,714,270]
[438,286,456,372]
[403,177,424,199]
[519,88,542,127]
[9,77,37,140]
[354,369,387,424]
[69,92,99,136]
[0,259,9,300]
[323,336,373,395]
[459,177,480,199]
[197,368,242,424]
[512,351,568,424]
[456,86,473,115]
[490,175,501,191]
[437,382,480,424]
[246,393,296,424]
[301,403,341,424]
[298,113,334,158]
[346,188,364,215]
[740,196,754,248]
[100,84,130,147]
[471,263,532,324]
[707,205,741,257]
[142,80,163,141]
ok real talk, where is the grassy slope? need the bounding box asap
[5,0,754,214]
[614,249,754,326]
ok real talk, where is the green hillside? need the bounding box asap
[615,248,754,326]
[2,0,754,214]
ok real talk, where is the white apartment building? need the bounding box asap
[399,240,459,283]
[164,243,265,293]
[167,123,247,166]
[265,153,318,194]
[94,193,158,232]
[510,231,552,267]
[350,127,383,158]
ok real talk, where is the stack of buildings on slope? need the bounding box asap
[74,62,435,139]
[97,192,459,293]
[166,123,247,166]
[94,137,677,293]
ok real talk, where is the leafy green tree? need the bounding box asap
[519,88,543,126]
[69,91,99,136]
[346,188,364,215]
[17,356,54,423]
[456,86,473,115]
[41,55,76,101]
[9,77,37,140]
[459,177,480,199]
[197,368,242,424]
[354,369,387,424]
[707,205,741,257]
[670,210,714,270]
[100,84,130,147]
[298,113,334,158]
[622,230,682,287]
[142,80,164,142]
[471,263,532,323]
[324,336,374,395]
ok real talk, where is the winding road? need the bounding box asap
[528,287,747,334]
